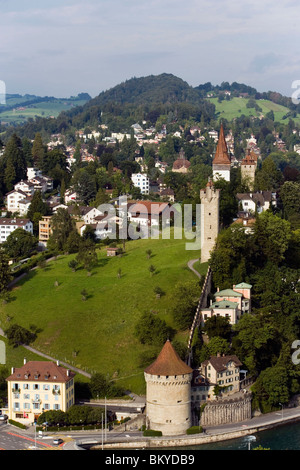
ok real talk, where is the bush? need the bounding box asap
[143,429,162,436]
[186,426,203,434]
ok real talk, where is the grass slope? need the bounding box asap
[0,235,207,394]
[0,98,89,125]
[209,97,299,123]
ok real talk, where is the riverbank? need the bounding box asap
[88,405,300,450]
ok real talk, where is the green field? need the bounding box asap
[0,97,89,125]
[0,234,208,394]
[209,97,300,123]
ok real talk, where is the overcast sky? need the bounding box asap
[1,0,300,98]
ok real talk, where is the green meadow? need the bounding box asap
[209,97,299,123]
[0,234,208,394]
[0,98,89,125]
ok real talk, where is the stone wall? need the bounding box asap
[200,393,252,426]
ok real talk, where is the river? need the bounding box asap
[168,421,300,450]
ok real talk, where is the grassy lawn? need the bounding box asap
[0,234,208,394]
[208,97,299,123]
[0,98,88,124]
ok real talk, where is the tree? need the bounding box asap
[134,311,175,346]
[72,169,97,205]
[0,252,12,297]
[232,313,279,375]
[203,316,232,341]
[3,133,27,191]
[251,365,290,412]
[172,280,199,329]
[32,133,46,169]
[279,181,300,220]
[253,212,291,265]
[254,156,282,191]
[68,259,79,272]
[47,208,76,252]
[27,191,48,234]
[3,229,38,261]
[148,264,156,276]
[5,324,37,347]
[76,240,98,273]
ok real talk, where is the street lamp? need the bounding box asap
[279,403,283,420]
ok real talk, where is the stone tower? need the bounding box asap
[212,124,231,182]
[241,149,257,190]
[200,179,220,263]
[144,340,193,436]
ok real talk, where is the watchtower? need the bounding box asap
[144,340,193,435]
[200,179,220,263]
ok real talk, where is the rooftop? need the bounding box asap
[144,340,193,376]
[6,361,75,383]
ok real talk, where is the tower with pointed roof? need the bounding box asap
[212,124,231,182]
[241,148,257,190]
[144,340,193,435]
[200,179,220,263]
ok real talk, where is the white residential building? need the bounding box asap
[131,173,150,195]
[27,168,43,180]
[14,181,35,197]
[0,218,33,243]
[6,190,29,214]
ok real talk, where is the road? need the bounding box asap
[1,403,300,451]
[0,422,61,450]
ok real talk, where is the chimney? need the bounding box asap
[67,370,70,377]
[56,360,60,367]
[11,367,15,374]
[24,358,27,365]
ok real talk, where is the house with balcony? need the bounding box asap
[39,216,52,248]
[6,359,75,424]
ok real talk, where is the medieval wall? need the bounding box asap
[200,393,252,426]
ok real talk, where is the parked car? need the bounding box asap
[0,414,8,421]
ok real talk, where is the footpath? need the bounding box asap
[15,403,300,451]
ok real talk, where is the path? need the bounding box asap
[187,258,201,278]
[0,327,91,378]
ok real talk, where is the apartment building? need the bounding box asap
[39,216,52,247]
[6,360,76,424]
[0,218,33,243]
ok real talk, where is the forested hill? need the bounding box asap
[1,74,216,140]
[1,73,300,140]
[88,73,204,106]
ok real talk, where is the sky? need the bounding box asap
[1,0,300,99]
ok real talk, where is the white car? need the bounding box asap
[0,414,8,421]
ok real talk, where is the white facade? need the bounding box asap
[27,168,43,180]
[131,173,150,195]
[0,218,33,243]
[212,168,231,182]
[6,190,29,214]
[14,181,35,197]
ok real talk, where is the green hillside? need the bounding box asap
[0,235,207,394]
[209,96,300,124]
[0,94,91,126]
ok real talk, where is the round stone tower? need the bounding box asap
[144,340,193,435]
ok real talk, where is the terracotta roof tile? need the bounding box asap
[213,124,231,165]
[144,340,193,376]
[6,361,75,383]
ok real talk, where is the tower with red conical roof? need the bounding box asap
[144,340,193,435]
[212,124,231,182]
